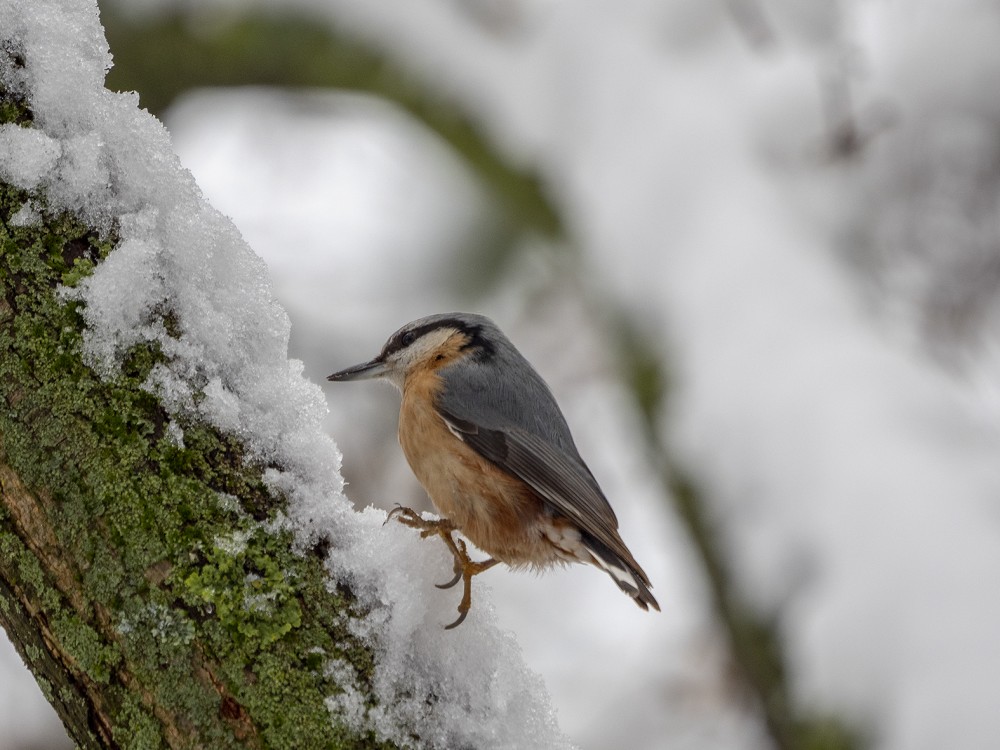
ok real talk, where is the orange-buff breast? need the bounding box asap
[398,369,557,567]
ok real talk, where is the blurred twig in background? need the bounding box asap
[101,6,562,242]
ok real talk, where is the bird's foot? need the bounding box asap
[443,538,499,630]
[384,505,497,629]
[385,505,456,538]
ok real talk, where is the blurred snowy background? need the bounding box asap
[6,1,1000,748]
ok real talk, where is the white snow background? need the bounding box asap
[4,1,1000,750]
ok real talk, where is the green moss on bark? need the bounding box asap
[0,86,390,749]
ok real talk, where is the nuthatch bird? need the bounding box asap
[328,313,659,628]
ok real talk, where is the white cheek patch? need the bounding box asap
[383,369,406,392]
[391,327,460,372]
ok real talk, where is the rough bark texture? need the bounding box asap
[0,76,390,750]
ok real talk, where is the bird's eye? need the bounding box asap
[400,331,416,347]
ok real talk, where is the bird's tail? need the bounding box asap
[583,534,660,612]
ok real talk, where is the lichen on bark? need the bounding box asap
[0,69,391,750]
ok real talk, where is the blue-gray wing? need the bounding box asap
[435,346,621,539]
[440,408,621,545]
[437,407,657,609]
[435,336,660,609]
[436,355,657,608]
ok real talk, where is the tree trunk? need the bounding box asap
[0,52,391,750]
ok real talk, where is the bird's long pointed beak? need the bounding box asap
[327,357,389,382]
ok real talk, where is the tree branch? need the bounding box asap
[0,57,393,750]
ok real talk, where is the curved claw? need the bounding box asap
[444,608,469,630]
[441,557,499,629]
[435,568,463,590]
[444,561,476,630]
[383,504,409,527]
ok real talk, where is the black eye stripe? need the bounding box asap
[383,324,435,357]
[382,318,495,360]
